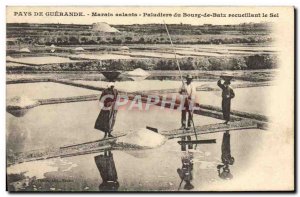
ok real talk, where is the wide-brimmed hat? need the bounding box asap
[221,75,233,81]
[186,74,193,79]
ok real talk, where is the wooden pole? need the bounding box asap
[163,21,198,148]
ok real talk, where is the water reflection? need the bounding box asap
[128,76,149,81]
[102,75,148,82]
[177,135,194,190]
[177,151,194,190]
[7,118,32,153]
[217,131,234,180]
[94,150,119,191]
[7,108,30,117]
[117,76,149,81]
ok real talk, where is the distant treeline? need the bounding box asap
[7,22,273,46]
[114,22,272,35]
[7,55,277,72]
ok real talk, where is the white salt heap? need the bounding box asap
[117,128,166,149]
[127,68,150,77]
[19,48,30,53]
[6,56,14,61]
[120,46,129,50]
[74,47,85,51]
[7,96,39,109]
[92,22,120,33]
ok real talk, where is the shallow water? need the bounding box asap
[69,53,139,60]
[196,86,272,115]
[6,81,269,154]
[56,128,265,192]
[154,83,271,115]
[6,100,222,152]
[6,80,276,191]
[7,126,268,191]
[7,82,99,100]
[8,56,79,65]
[6,93,287,191]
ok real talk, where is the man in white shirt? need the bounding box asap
[179,74,196,130]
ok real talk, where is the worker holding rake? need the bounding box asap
[179,74,196,130]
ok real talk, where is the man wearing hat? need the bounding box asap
[94,82,118,138]
[179,74,196,130]
[217,77,235,124]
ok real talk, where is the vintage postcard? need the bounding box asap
[6,6,294,192]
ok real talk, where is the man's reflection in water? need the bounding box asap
[217,131,234,180]
[177,136,194,190]
[94,150,119,191]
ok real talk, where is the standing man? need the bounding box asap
[217,77,235,124]
[179,74,196,130]
[94,82,118,138]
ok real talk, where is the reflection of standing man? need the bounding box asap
[177,152,194,190]
[179,75,196,130]
[94,82,118,138]
[94,150,119,191]
[217,78,235,124]
[217,131,234,180]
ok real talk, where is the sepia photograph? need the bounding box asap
[5,6,295,192]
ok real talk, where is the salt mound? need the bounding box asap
[127,68,150,77]
[19,48,30,53]
[6,56,14,61]
[117,128,166,149]
[120,46,129,50]
[74,47,85,51]
[92,22,119,33]
[7,96,39,117]
[7,96,39,110]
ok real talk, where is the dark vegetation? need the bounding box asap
[7,54,277,72]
